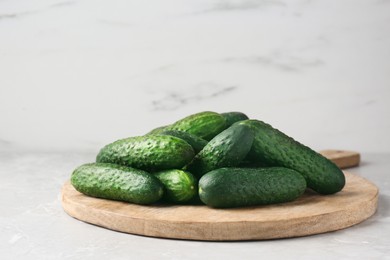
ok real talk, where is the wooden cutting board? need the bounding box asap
[61,150,378,241]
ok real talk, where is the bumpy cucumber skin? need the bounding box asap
[96,135,195,171]
[154,169,197,203]
[165,111,227,141]
[199,167,307,208]
[186,123,254,177]
[71,163,164,205]
[239,120,345,194]
[221,111,249,127]
[159,130,208,153]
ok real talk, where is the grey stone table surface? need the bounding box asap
[0,151,389,259]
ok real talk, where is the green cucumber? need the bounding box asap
[159,130,208,153]
[238,160,269,168]
[71,163,164,205]
[185,123,254,177]
[239,120,345,194]
[199,167,307,208]
[165,111,226,141]
[96,135,195,171]
[221,111,249,127]
[154,169,197,203]
[145,125,168,135]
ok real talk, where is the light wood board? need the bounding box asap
[319,150,360,169]
[61,171,378,241]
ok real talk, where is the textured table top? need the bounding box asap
[0,151,389,259]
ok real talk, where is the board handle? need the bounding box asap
[319,150,360,169]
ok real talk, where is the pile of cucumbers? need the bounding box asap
[71,111,345,208]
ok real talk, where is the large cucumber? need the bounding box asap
[71,163,164,205]
[96,135,195,171]
[199,167,307,208]
[239,120,345,194]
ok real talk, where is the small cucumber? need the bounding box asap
[221,111,249,127]
[159,130,208,153]
[71,163,164,205]
[185,123,254,177]
[165,111,226,141]
[96,135,195,171]
[199,167,307,208]
[239,120,345,194]
[154,169,197,203]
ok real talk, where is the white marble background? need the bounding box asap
[1,0,390,153]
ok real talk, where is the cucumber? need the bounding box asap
[199,167,307,208]
[154,169,197,203]
[238,160,269,168]
[96,135,195,171]
[145,125,168,135]
[239,120,345,194]
[159,130,208,153]
[165,111,226,141]
[185,123,254,177]
[71,163,164,205]
[221,111,249,127]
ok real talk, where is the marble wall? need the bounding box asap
[1,0,389,153]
